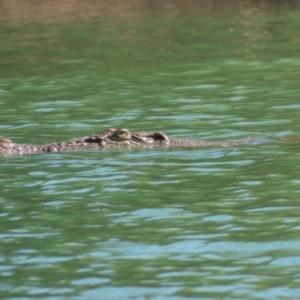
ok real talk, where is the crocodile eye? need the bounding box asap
[114,129,129,140]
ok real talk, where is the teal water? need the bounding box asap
[1,2,300,299]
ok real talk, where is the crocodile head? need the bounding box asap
[83,128,170,147]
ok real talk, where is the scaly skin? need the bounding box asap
[0,128,274,155]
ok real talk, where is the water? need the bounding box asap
[1,1,300,299]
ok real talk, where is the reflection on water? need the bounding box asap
[1,0,299,23]
[1,144,300,298]
[1,0,300,299]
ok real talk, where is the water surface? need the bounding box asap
[1,1,300,299]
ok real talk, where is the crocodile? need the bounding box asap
[0,127,275,155]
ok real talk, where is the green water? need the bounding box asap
[1,2,300,299]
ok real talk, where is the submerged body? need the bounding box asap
[0,128,274,155]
